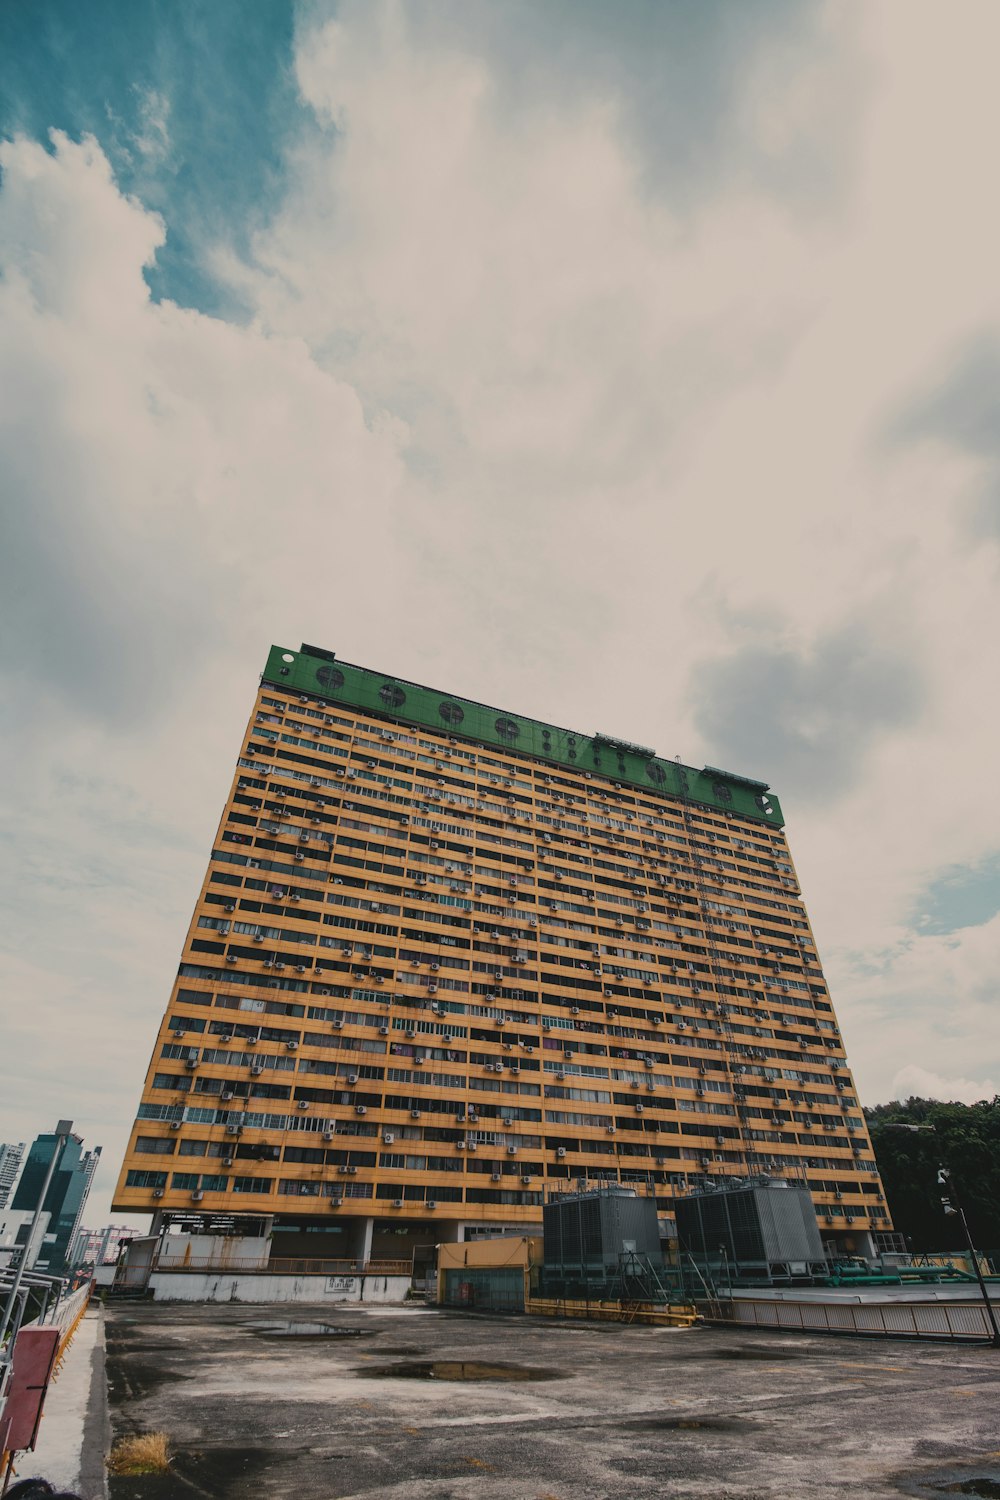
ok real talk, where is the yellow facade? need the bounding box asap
[114,646,891,1259]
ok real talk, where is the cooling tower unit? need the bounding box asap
[675,1178,827,1285]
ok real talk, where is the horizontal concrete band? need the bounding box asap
[146,1271,412,1303]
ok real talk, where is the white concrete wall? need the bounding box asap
[156,1232,270,1269]
[148,1271,411,1304]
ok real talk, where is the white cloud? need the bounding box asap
[133,87,171,165]
[835,913,1000,1105]
[891,1066,998,1108]
[0,129,418,1220]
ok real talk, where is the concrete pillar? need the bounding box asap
[354,1216,374,1266]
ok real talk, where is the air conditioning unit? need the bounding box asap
[169,1121,181,1130]
[191,1190,204,1202]
[507,1145,518,1155]
[185,1057,198,1070]
[322,1130,334,1142]
[152,1189,165,1199]
[607,1125,616,1135]
[286,1040,298,1051]
[223,1156,234,1167]
[491,1173,502,1182]
[355,1105,367,1116]
[347,1073,358,1084]
[393,1199,404,1208]
[297,1101,309,1111]
[556,1147,566,1158]
[410,1110,421,1119]
[426,1200,437,1209]
[226,1124,242,1136]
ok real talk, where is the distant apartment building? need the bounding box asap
[0,1141,24,1209]
[114,643,890,1266]
[70,1223,134,1267]
[12,1131,101,1272]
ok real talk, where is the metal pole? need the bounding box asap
[950,1193,1000,1348]
[0,1122,72,1360]
[882,1122,1000,1350]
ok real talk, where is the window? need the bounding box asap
[125,1170,167,1189]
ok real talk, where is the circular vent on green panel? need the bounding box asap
[644,762,666,786]
[316,665,345,692]
[494,717,520,742]
[439,700,465,725]
[379,684,406,708]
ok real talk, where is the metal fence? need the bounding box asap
[717,1296,996,1341]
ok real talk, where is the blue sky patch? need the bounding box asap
[913,854,1000,937]
[0,0,307,315]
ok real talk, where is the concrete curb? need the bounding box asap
[78,1305,110,1500]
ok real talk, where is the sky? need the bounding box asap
[1,0,999,1228]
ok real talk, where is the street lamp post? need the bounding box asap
[882,1122,1000,1349]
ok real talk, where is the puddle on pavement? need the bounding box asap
[710,1346,801,1360]
[899,1463,1000,1499]
[356,1359,566,1382]
[623,1415,750,1434]
[931,1482,1000,1498]
[252,1322,369,1339]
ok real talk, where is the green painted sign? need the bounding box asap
[261,644,784,828]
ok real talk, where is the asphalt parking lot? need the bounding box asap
[104,1302,1000,1500]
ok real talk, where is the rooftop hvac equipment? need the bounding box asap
[543,1186,661,1281]
[675,1178,827,1282]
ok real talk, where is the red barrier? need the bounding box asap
[0,1327,60,1454]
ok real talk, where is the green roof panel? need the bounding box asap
[260,644,785,829]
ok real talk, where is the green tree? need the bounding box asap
[866,1096,1000,1254]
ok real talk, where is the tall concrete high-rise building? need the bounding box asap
[0,1142,24,1209]
[12,1131,101,1271]
[114,643,891,1264]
